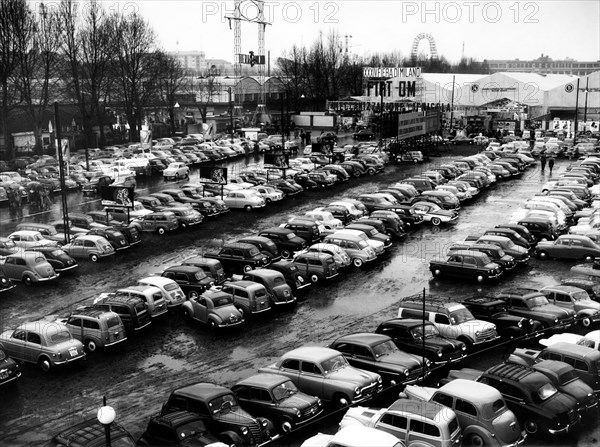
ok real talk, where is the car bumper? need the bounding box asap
[104,336,128,347]
[548,416,581,435]
[54,264,78,272]
[134,321,152,331]
[218,319,245,328]
[0,370,21,385]
[34,273,60,282]
[472,335,501,345]
[53,352,86,366]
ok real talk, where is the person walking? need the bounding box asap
[540,153,547,172]
[548,157,555,175]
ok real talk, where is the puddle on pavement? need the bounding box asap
[140,354,188,371]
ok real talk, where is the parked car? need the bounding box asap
[181,256,227,285]
[447,243,516,273]
[0,320,86,372]
[266,260,310,292]
[404,379,525,447]
[258,227,307,259]
[293,252,339,284]
[258,346,383,407]
[163,162,190,180]
[160,382,275,446]
[131,211,180,235]
[443,363,581,437]
[58,308,127,353]
[84,227,130,251]
[539,285,600,327]
[138,411,224,447]
[375,319,466,365]
[220,280,271,318]
[182,290,244,330]
[0,348,21,387]
[461,296,541,340]
[397,297,499,350]
[242,269,296,306]
[223,189,266,212]
[232,373,323,434]
[429,250,503,284]
[536,235,600,261]
[339,398,462,446]
[301,425,403,447]
[7,229,58,249]
[410,201,458,226]
[49,418,137,447]
[1,251,59,285]
[329,333,430,387]
[322,232,377,268]
[160,265,214,300]
[61,234,116,262]
[97,285,168,320]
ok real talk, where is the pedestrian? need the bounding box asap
[540,154,547,172]
[548,157,555,175]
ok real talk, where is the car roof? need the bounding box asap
[541,284,584,293]
[244,269,281,279]
[330,426,401,447]
[151,410,202,427]
[547,342,600,359]
[440,379,502,402]
[388,399,449,422]
[234,373,290,388]
[450,250,490,258]
[333,333,390,347]
[261,227,293,235]
[162,265,203,274]
[281,346,342,362]
[16,320,67,333]
[172,382,231,400]
[379,318,434,329]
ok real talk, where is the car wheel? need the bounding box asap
[280,417,293,434]
[244,205,253,212]
[431,217,442,226]
[537,250,548,260]
[22,274,34,286]
[157,227,166,235]
[89,253,99,262]
[85,339,98,353]
[38,357,52,373]
[189,290,199,299]
[524,420,538,434]
[353,258,364,268]
[310,273,321,284]
[433,268,442,278]
[281,249,292,259]
[243,264,253,273]
[368,168,376,175]
[468,433,485,447]
[584,254,595,262]
[265,198,272,204]
[334,393,350,408]
[581,316,592,327]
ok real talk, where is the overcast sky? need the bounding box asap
[115,0,599,63]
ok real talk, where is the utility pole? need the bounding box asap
[449,75,456,135]
[574,78,580,146]
[54,102,70,244]
[228,87,234,144]
[583,77,589,125]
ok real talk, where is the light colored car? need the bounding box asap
[250,185,284,203]
[58,308,127,353]
[258,346,383,407]
[334,229,385,256]
[61,235,115,262]
[222,189,266,211]
[404,379,525,447]
[289,157,315,173]
[322,232,377,268]
[163,162,190,180]
[540,330,600,351]
[329,201,366,219]
[301,426,403,447]
[539,285,600,327]
[340,398,462,447]
[97,285,169,319]
[0,321,86,372]
[304,210,343,231]
[410,202,459,226]
[305,243,352,269]
[7,230,58,249]
[1,251,59,285]
[137,275,187,309]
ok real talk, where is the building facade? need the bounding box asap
[485,54,600,76]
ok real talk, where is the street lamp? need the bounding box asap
[97,396,116,447]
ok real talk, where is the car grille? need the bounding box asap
[406,367,427,382]
[440,350,463,361]
[568,409,578,424]
[248,424,264,443]
[359,382,379,399]
[559,316,575,326]
[301,403,321,418]
[476,327,497,342]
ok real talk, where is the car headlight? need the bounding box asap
[377,376,382,384]
[461,344,467,351]
[240,426,249,435]
[529,319,535,326]
[475,330,481,336]
[403,369,409,376]
[554,317,559,323]
[354,386,361,396]
[261,419,268,428]
[518,320,523,328]
[437,351,443,357]
[294,408,301,417]
[317,398,322,406]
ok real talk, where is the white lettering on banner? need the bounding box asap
[363,67,422,78]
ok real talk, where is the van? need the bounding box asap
[220,280,271,317]
[104,201,153,223]
[108,285,169,319]
[61,308,127,352]
[91,295,151,334]
[293,252,339,284]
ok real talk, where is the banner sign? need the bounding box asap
[425,110,442,133]
[327,101,413,113]
[397,112,426,139]
[363,67,422,78]
[198,166,228,185]
[264,153,290,169]
[100,186,134,208]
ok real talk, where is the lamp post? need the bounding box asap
[574,78,581,146]
[97,396,115,447]
[583,77,589,127]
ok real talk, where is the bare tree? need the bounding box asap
[108,11,158,142]
[155,51,185,135]
[12,2,61,154]
[186,65,222,124]
[0,0,28,158]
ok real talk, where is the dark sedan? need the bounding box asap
[353,129,375,141]
[232,373,323,434]
[329,333,430,387]
[375,319,466,365]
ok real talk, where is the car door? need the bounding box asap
[298,360,324,398]
[445,254,463,276]
[433,313,457,340]
[66,316,84,342]
[141,215,154,232]
[24,330,43,363]
[2,256,18,279]
[3,328,26,360]
[194,297,208,322]
[376,413,409,441]
[568,238,585,259]
[69,239,85,257]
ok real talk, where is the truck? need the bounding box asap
[204,242,270,275]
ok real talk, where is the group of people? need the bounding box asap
[539,154,555,174]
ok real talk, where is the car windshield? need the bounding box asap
[526,295,549,307]
[134,302,147,315]
[537,383,558,400]
[3,240,16,249]
[286,233,296,240]
[208,393,238,414]
[48,330,72,345]
[411,324,440,338]
[176,420,208,440]
[0,350,6,361]
[449,308,475,324]
[194,272,207,281]
[213,296,234,307]
[248,247,260,256]
[571,291,590,301]
[558,369,578,385]
[272,380,299,401]
[321,355,348,373]
[372,340,397,358]
[481,398,507,420]
[164,283,179,291]
[358,240,369,249]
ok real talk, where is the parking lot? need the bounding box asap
[0,150,599,447]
